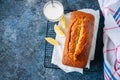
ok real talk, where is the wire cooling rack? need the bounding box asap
[44,10,104,72]
[44,10,74,69]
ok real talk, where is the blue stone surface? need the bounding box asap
[0,0,104,80]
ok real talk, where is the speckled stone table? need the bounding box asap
[0,0,104,80]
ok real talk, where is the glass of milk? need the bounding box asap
[43,0,64,22]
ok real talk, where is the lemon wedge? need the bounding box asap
[60,15,66,28]
[45,37,59,46]
[54,24,65,36]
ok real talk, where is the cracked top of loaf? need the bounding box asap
[62,11,95,68]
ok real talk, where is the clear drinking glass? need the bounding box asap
[43,0,64,22]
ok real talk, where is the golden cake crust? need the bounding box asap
[62,11,95,68]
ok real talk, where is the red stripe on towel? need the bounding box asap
[117,19,120,24]
[104,26,119,31]
[115,47,120,63]
[105,7,115,14]
[104,48,116,53]
[104,71,109,80]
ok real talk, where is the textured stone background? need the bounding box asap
[0,0,104,80]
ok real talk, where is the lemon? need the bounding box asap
[54,24,65,36]
[45,37,59,46]
[60,15,66,28]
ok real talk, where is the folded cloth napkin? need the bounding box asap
[98,0,120,79]
[51,9,99,74]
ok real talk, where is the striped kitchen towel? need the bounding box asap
[98,0,120,79]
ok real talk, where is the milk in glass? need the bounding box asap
[43,1,64,22]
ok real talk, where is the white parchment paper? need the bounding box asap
[51,9,100,73]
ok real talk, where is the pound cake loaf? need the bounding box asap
[62,11,95,68]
